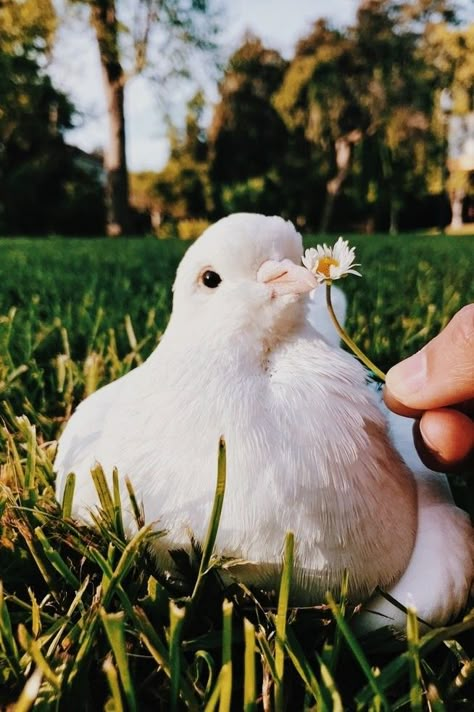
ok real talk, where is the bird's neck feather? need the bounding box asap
[154,302,307,373]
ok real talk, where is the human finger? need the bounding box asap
[385,305,474,411]
[413,408,474,472]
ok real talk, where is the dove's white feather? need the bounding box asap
[310,292,473,628]
[55,213,473,627]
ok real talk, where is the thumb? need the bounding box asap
[385,304,474,411]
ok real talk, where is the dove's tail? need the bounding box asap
[306,285,347,348]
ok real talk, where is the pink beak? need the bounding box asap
[257,259,318,296]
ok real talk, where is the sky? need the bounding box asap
[50,0,473,173]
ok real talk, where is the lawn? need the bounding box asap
[0,233,473,710]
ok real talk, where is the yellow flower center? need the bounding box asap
[315,256,339,278]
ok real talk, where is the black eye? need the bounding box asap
[201,270,222,289]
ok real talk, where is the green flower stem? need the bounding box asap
[325,283,386,382]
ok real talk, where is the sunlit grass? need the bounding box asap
[0,234,473,708]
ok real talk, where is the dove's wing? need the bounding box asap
[355,472,474,632]
[354,395,474,632]
[306,285,347,347]
[54,375,125,504]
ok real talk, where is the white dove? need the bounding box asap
[55,213,473,629]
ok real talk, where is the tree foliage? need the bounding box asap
[0,0,105,235]
[1,0,473,235]
[209,35,288,183]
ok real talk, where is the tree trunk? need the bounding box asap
[389,199,399,235]
[91,0,130,236]
[449,188,465,230]
[319,131,360,233]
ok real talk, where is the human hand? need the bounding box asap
[384,304,474,472]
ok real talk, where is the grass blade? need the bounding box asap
[327,592,390,711]
[34,526,81,590]
[317,653,344,712]
[219,600,233,712]
[18,624,60,690]
[101,524,153,607]
[284,626,326,709]
[124,476,145,529]
[330,570,349,673]
[191,439,226,601]
[112,467,126,540]
[135,607,199,710]
[103,655,125,712]
[60,472,76,518]
[24,422,37,496]
[46,575,90,657]
[13,669,43,712]
[101,610,137,712]
[406,604,423,712]
[243,619,256,712]
[356,613,474,706]
[91,463,115,524]
[169,601,186,712]
[0,582,21,678]
[255,628,278,684]
[192,650,216,703]
[274,531,294,712]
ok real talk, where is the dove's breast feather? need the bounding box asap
[55,323,418,601]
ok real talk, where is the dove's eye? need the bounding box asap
[201,270,222,289]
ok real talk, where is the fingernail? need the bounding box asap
[418,418,441,457]
[412,420,445,472]
[385,350,427,403]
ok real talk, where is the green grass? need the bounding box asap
[0,233,473,710]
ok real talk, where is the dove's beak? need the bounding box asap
[257,259,318,297]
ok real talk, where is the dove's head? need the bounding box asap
[168,213,317,355]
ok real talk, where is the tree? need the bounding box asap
[275,2,461,233]
[275,20,367,232]
[149,92,213,228]
[423,21,474,228]
[70,0,219,235]
[0,0,105,235]
[208,35,289,216]
[353,1,454,232]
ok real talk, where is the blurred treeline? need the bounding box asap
[1,0,473,237]
[0,0,105,236]
[139,1,474,236]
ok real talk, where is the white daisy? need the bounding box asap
[302,237,361,282]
